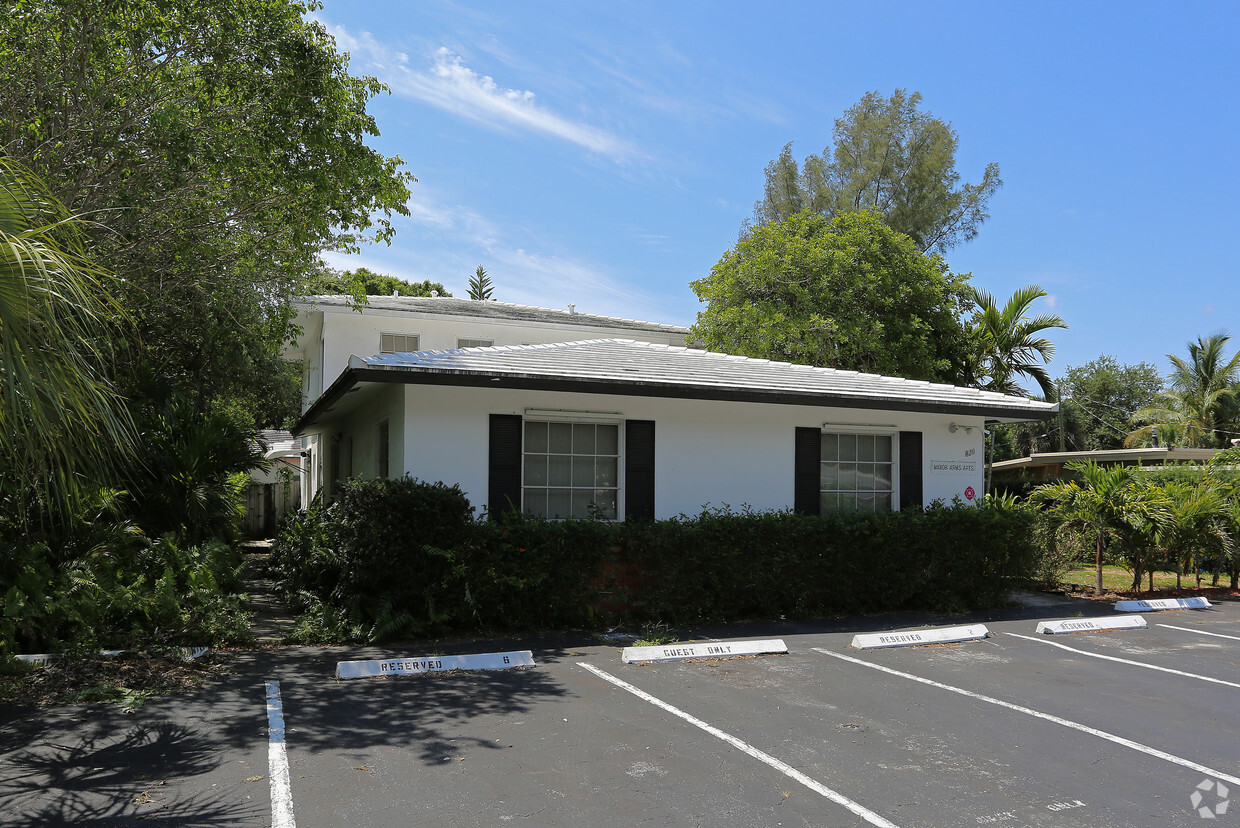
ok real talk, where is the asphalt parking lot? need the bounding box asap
[3,597,1239,827]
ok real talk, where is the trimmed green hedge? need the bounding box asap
[270,477,1040,642]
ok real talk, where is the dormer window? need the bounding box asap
[380,333,419,354]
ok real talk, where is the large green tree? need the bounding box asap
[1060,356,1164,451]
[1129,334,1240,448]
[691,210,972,382]
[0,0,413,427]
[0,156,137,528]
[751,90,1002,254]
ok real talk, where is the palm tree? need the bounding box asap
[1157,481,1229,589]
[1129,334,1240,448]
[965,284,1067,398]
[0,156,136,527]
[1032,460,1159,594]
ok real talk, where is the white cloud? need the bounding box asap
[325,185,659,320]
[328,25,637,162]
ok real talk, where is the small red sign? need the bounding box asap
[964,486,976,501]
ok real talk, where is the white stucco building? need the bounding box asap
[285,296,1056,519]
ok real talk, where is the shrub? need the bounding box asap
[271,476,476,639]
[272,479,1040,641]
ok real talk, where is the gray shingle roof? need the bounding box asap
[297,295,690,335]
[297,339,1056,431]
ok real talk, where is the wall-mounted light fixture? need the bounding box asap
[948,423,976,435]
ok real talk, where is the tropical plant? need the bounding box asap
[0,156,137,529]
[963,284,1067,398]
[1129,334,1240,448]
[126,398,266,545]
[1032,461,1145,593]
[468,265,494,301]
[1113,481,1173,591]
[1157,481,1229,589]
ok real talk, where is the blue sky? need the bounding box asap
[315,1,1238,389]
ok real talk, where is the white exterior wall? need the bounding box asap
[389,385,987,518]
[300,384,405,503]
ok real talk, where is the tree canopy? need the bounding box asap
[0,0,414,427]
[308,267,448,300]
[751,90,1002,254]
[690,210,972,382]
[1062,356,1164,451]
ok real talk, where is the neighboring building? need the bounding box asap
[992,447,1220,483]
[245,430,303,537]
[285,297,1056,518]
[287,295,691,413]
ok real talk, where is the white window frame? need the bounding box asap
[521,411,623,520]
[457,337,494,348]
[379,332,420,354]
[818,427,899,514]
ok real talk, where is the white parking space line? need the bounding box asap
[576,662,901,828]
[812,649,1240,787]
[1159,624,1240,643]
[265,680,296,828]
[1002,632,1240,689]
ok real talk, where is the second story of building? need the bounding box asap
[284,295,692,412]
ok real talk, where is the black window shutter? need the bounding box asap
[899,431,923,511]
[794,427,821,515]
[488,414,522,517]
[625,420,656,521]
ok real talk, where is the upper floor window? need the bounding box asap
[380,333,419,354]
[457,338,494,348]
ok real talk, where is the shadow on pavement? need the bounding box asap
[229,640,592,767]
[0,705,263,826]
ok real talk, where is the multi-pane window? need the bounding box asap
[523,421,619,519]
[380,333,419,354]
[457,338,493,348]
[820,432,894,513]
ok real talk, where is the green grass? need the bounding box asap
[1062,566,1205,592]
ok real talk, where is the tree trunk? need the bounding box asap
[1095,533,1104,594]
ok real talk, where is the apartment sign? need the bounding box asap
[931,458,978,476]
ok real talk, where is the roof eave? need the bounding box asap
[294,366,1056,434]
